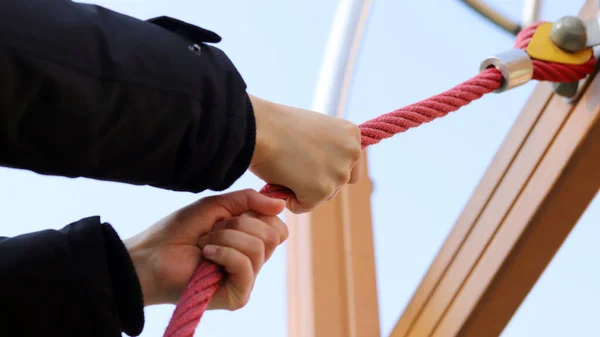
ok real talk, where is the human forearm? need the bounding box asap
[0,2,255,193]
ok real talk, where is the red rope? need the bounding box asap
[162,22,596,337]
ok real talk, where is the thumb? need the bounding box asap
[248,191,286,216]
[208,189,285,217]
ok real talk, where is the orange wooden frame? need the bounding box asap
[389,1,600,336]
[286,150,381,337]
[287,2,599,337]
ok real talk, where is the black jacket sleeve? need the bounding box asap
[0,217,145,337]
[0,0,256,193]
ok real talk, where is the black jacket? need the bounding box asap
[0,1,256,336]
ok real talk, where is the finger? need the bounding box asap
[286,197,313,214]
[203,245,254,310]
[348,152,363,184]
[214,215,288,260]
[204,189,286,218]
[215,189,285,216]
[206,216,282,257]
[242,213,289,244]
[184,189,286,226]
[198,228,266,274]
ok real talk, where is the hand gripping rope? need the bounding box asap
[162,20,598,337]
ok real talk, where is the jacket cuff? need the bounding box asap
[101,223,146,336]
[212,93,257,191]
[68,217,145,336]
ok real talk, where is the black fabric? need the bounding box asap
[0,0,256,193]
[0,1,258,336]
[0,217,145,337]
[147,16,223,43]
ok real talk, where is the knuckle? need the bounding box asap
[343,121,361,138]
[234,293,251,310]
[201,194,221,204]
[340,118,356,129]
[280,223,290,242]
[212,220,228,231]
[348,171,361,185]
[251,239,266,260]
[239,188,258,199]
[263,227,280,249]
[227,218,243,229]
[349,145,362,161]
[316,178,336,199]
[345,141,362,159]
[336,168,351,184]
[213,229,231,244]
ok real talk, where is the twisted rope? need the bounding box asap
[162,22,596,337]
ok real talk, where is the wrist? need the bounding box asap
[124,237,158,307]
[248,94,277,167]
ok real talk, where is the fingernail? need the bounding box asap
[203,245,218,257]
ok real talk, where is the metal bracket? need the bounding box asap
[549,14,600,101]
[555,45,600,104]
[462,1,600,101]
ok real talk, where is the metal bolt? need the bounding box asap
[552,81,579,98]
[550,16,588,53]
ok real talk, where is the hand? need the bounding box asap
[249,94,363,214]
[124,189,288,310]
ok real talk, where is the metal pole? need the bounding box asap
[521,0,542,27]
[459,0,521,36]
[286,2,375,337]
[459,0,543,36]
[312,0,374,118]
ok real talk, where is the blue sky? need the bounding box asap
[0,1,597,336]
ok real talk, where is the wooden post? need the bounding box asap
[389,1,600,337]
[286,0,379,336]
[286,151,381,337]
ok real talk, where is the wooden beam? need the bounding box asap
[286,151,381,337]
[436,85,600,337]
[389,1,600,336]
